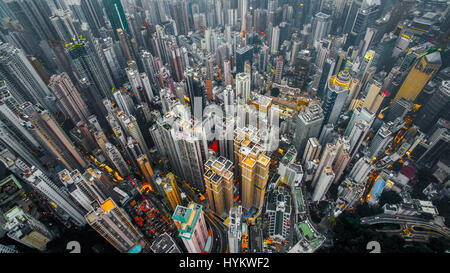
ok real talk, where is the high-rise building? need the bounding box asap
[349,156,373,183]
[170,1,190,36]
[348,119,370,155]
[151,104,209,192]
[5,0,56,42]
[293,104,324,156]
[0,43,55,111]
[58,169,106,212]
[234,126,271,211]
[48,72,90,123]
[49,9,77,42]
[228,206,243,253]
[236,72,251,105]
[21,103,87,171]
[312,143,337,188]
[319,123,334,147]
[102,0,130,38]
[332,137,351,183]
[311,12,332,49]
[168,44,184,83]
[302,137,322,164]
[362,80,387,114]
[415,80,450,133]
[278,146,304,187]
[113,90,135,117]
[274,56,283,84]
[322,70,351,125]
[235,45,253,74]
[172,202,209,253]
[394,51,442,101]
[105,142,129,177]
[316,58,336,99]
[66,38,115,100]
[312,167,335,201]
[85,198,146,253]
[384,98,413,123]
[23,167,86,226]
[185,69,207,116]
[368,123,393,158]
[344,105,375,136]
[271,26,280,54]
[204,156,234,217]
[136,154,154,186]
[345,0,381,47]
[125,65,144,103]
[3,207,54,251]
[163,181,182,212]
[84,168,122,204]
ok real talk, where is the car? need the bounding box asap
[375,216,380,219]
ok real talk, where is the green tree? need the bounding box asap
[378,190,402,207]
[270,87,280,97]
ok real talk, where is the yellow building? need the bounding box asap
[234,126,271,210]
[362,80,387,114]
[164,173,182,210]
[137,154,154,188]
[204,156,234,217]
[395,51,442,101]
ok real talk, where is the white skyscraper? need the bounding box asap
[271,26,280,54]
[236,72,251,105]
[312,167,335,201]
[349,156,373,183]
[23,167,86,226]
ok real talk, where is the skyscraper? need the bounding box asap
[394,51,442,101]
[322,70,351,126]
[312,167,335,201]
[234,126,271,211]
[349,156,373,183]
[235,45,253,74]
[362,80,387,114]
[0,43,55,112]
[48,72,90,123]
[22,103,87,171]
[368,122,393,158]
[163,174,182,212]
[23,167,86,226]
[105,142,129,177]
[58,169,106,211]
[271,26,280,54]
[85,198,146,253]
[236,72,251,105]
[66,38,115,100]
[312,143,337,188]
[3,207,54,251]
[302,137,322,164]
[311,12,332,49]
[293,104,324,156]
[170,1,190,36]
[274,56,283,84]
[102,0,130,39]
[415,80,450,133]
[172,202,209,253]
[204,156,234,217]
[136,154,155,188]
